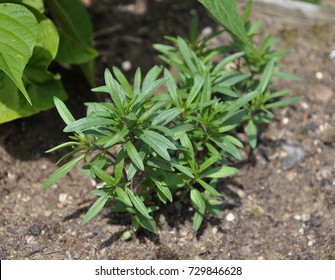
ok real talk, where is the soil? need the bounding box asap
[1,0,334,260]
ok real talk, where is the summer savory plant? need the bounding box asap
[0,0,98,124]
[44,0,300,233]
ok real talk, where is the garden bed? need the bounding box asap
[0,0,334,259]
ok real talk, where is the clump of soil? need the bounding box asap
[1,0,334,259]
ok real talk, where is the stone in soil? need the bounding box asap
[281,143,306,170]
[28,224,41,236]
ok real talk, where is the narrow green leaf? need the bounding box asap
[133,67,142,96]
[102,126,129,148]
[223,135,244,148]
[43,155,84,189]
[177,37,197,73]
[115,187,132,207]
[104,69,124,111]
[82,193,109,224]
[153,179,173,202]
[201,165,239,179]
[265,96,302,109]
[226,90,259,114]
[186,74,205,106]
[199,0,258,59]
[190,189,206,214]
[171,162,195,178]
[137,214,157,234]
[196,178,222,197]
[114,148,125,180]
[45,141,80,153]
[273,71,301,81]
[125,141,144,171]
[152,108,184,126]
[164,68,180,106]
[126,189,151,220]
[246,120,257,149]
[142,66,163,91]
[198,154,221,173]
[64,117,113,132]
[113,66,133,97]
[139,129,176,161]
[193,210,204,231]
[91,164,115,186]
[54,97,75,125]
[212,51,245,75]
[258,58,275,93]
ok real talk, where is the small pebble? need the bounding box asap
[281,143,305,170]
[308,240,315,247]
[315,72,323,80]
[73,252,81,260]
[301,214,310,222]
[310,216,320,227]
[121,60,132,71]
[282,117,289,124]
[201,26,213,37]
[58,193,68,203]
[294,214,301,221]
[299,227,305,235]
[226,213,235,222]
[329,50,335,59]
[28,224,41,236]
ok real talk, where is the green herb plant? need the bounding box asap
[0,0,98,124]
[44,0,300,234]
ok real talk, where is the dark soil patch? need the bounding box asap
[1,0,334,259]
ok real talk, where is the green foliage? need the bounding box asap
[0,0,98,124]
[45,0,300,233]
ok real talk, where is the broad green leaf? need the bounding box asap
[246,120,257,149]
[55,29,98,64]
[201,165,239,179]
[199,0,258,60]
[43,154,84,189]
[152,108,184,126]
[54,97,75,125]
[45,0,97,84]
[196,178,222,197]
[126,189,151,220]
[64,117,113,132]
[146,158,174,172]
[139,129,176,161]
[115,187,132,207]
[193,210,204,231]
[91,164,115,186]
[0,3,39,104]
[190,189,205,214]
[171,123,194,140]
[82,193,109,224]
[153,179,173,203]
[125,141,144,171]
